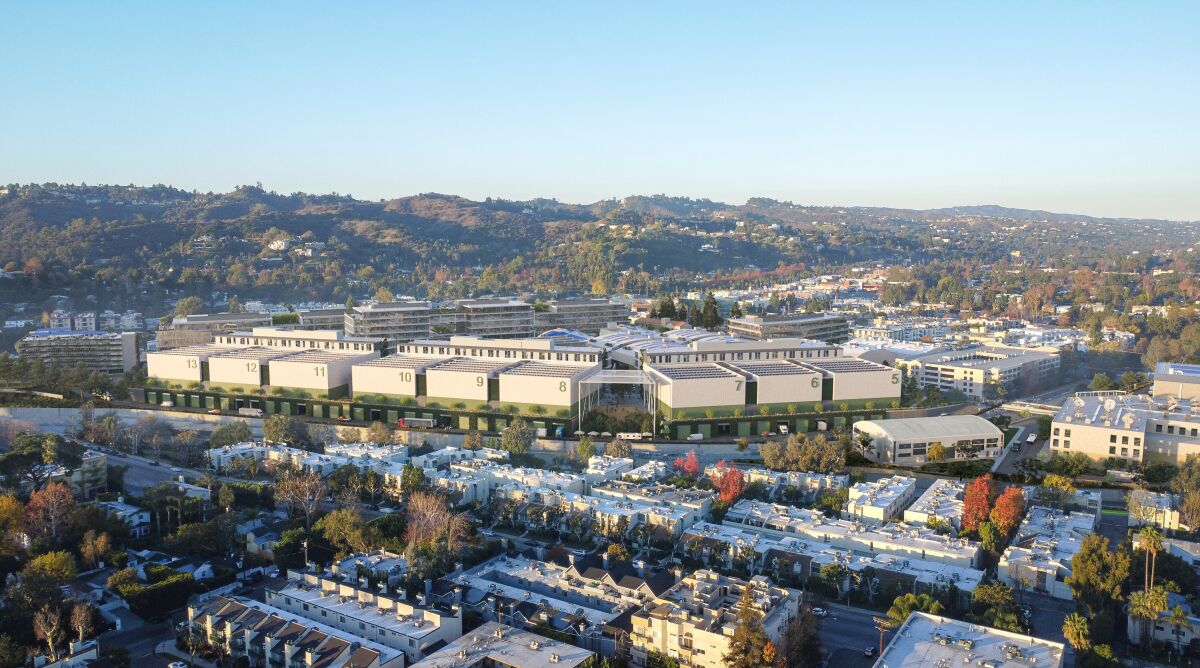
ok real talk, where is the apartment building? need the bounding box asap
[902,478,966,530]
[72,311,97,331]
[997,506,1096,600]
[853,415,1004,466]
[726,313,850,343]
[704,466,847,502]
[905,345,1060,400]
[629,569,800,668]
[266,567,462,663]
[15,329,138,374]
[681,523,983,602]
[344,301,433,343]
[582,455,636,485]
[1049,392,1200,466]
[590,481,716,526]
[852,318,948,342]
[846,475,918,523]
[409,622,594,668]
[878,613,1064,668]
[188,596,406,668]
[207,442,413,493]
[722,499,981,568]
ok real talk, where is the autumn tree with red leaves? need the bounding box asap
[673,451,701,478]
[717,467,747,504]
[962,474,996,534]
[990,486,1026,536]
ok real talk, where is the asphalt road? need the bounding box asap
[819,603,889,663]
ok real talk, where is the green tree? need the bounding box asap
[1128,587,1167,649]
[576,437,595,463]
[1138,526,1163,591]
[886,593,944,629]
[399,464,425,493]
[1063,613,1091,652]
[723,585,770,668]
[500,418,534,456]
[210,421,252,449]
[1067,534,1131,621]
[700,293,723,329]
[23,551,78,584]
[978,521,1004,553]
[263,414,309,446]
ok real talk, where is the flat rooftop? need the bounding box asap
[499,360,594,378]
[649,362,740,380]
[409,622,592,668]
[857,415,1003,441]
[425,357,512,374]
[802,358,891,374]
[724,360,820,377]
[876,612,1064,668]
[210,346,296,361]
[355,355,443,369]
[274,349,371,364]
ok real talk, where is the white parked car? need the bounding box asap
[686,433,704,441]
[811,607,828,618]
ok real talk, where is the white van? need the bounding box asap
[686,433,704,441]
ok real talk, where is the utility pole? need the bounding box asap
[873,616,891,655]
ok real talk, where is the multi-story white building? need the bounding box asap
[344,301,433,343]
[188,596,406,668]
[582,455,636,485]
[722,499,981,568]
[853,415,1005,466]
[16,329,138,375]
[997,506,1096,600]
[846,475,919,523]
[409,622,594,668]
[537,298,630,334]
[905,344,1060,400]
[1049,391,1200,466]
[266,567,462,663]
[726,313,850,343]
[876,612,1064,668]
[629,569,801,668]
[902,478,966,531]
[705,466,847,502]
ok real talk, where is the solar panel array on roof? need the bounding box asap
[358,355,442,369]
[275,349,370,364]
[427,357,510,374]
[211,346,295,361]
[501,361,591,378]
[651,364,737,380]
[727,361,817,377]
[156,344,229,356]
[804,359,886,373]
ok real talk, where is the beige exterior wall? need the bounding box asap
[147,352,205,384]
[425,369,490,403]
[208,356,268,388]
[497,372,579,408]
[269,355,370,392]
[352,364,421,398]
[754,371,823,405]
[656,374,745,410]
[831,367,901,401]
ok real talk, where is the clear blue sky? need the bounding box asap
[3,2,1198,220]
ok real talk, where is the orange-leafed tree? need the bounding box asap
[990,486,1026,536]
[962,474,996,534]
[26,482,76,541]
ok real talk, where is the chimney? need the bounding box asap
[673,567,683,584]
[568,554,575,567]
[601,552,610,570]
[424,578,433,597]
[634,560,646,578]
[536,546,546,561]
[117,495,124,504]
[453,586,463,605]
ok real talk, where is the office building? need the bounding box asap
[156,312,274,350]
[905,345,1060,400]
[15,329,138,374]
[1049,392,1200,466]
[726,313,850,343]
[853,415,1005,466]
[345,301,433,343]
[537,298,630,334]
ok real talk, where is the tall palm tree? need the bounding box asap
[1140,527,1163,591]
[1129,588,1168,650]
[1062,613,1091,653]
